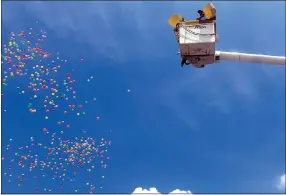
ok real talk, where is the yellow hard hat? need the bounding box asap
[168,14,184,28]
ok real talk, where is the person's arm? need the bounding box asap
[196,14,205,20]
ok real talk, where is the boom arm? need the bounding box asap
[216,51,286,65]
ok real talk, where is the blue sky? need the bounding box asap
[1,1,285,194]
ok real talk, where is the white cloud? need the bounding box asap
[276,173,285,191]
[169,189,192,194]
[132,187,192,194]
[133,187,160,194]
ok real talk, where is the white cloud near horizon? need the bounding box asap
[133,187,192,194]
[276,173,285,191]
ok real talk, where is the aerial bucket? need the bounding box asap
[168,14,184,28]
